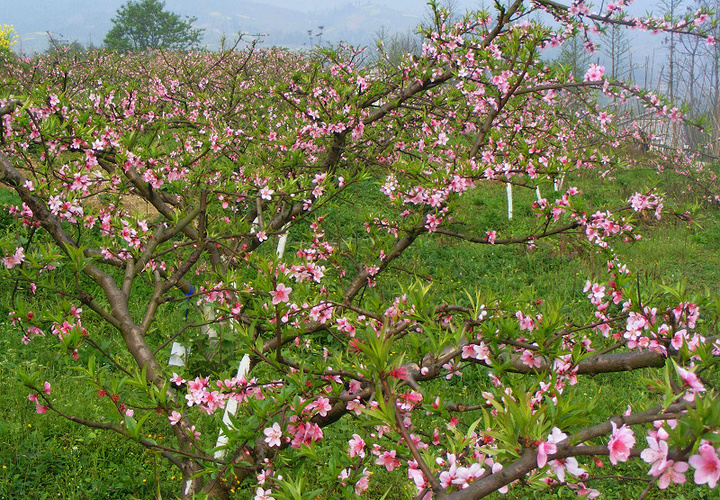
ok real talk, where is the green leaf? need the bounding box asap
[125,415,138,438]
[662,362,675,409]
[87,354,96,379]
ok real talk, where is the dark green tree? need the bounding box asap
[103,0,203,52]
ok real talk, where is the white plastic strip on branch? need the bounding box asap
[171,206,290,467]
[212,215,288,457]
[168,342,188,367]
[214,354,251,459]
[506,183,513,220]
[276,229,289,259]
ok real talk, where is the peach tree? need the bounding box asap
[1,1,720,498]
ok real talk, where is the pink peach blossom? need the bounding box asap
[348,434,366,458]
[641,435,668,476]
[263,422,282,447]
[3,246,25,269]
[584,63,605,82]
[270,283,292,305]
[375,449,400,471]
[657,460,688,489]
[607,422,635,465]
[689,443,720,487]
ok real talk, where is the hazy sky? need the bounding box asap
[6,0,667,54]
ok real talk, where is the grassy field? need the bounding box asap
[1,161,720,499]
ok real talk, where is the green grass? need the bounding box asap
[0,316,181,499]
[2,162,720,499]
[0,290,201,497]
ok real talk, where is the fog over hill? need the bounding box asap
[9,0,466,53]
[9,0,661,54]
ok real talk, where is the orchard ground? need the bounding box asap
[2,162,720,498]
[2,2,720,498]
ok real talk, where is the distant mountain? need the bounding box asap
[8,0,661,56]
[11,1,118,52]
[9,0,445,53]
[176,0,425,49]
